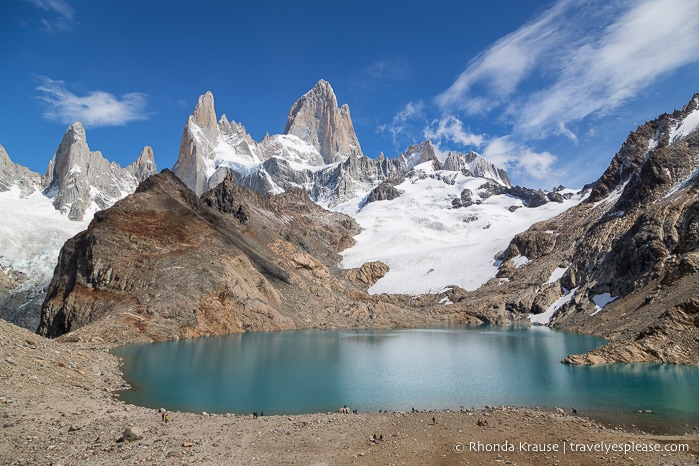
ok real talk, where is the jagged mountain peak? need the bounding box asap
[127,145,158,183]
[0,143,42,197]
[442,149,512,187]
[43,123,157,221]
[284,79,362,164]
[590,93,699,203]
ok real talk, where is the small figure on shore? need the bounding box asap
[572,408,577,416]
[253,411,258,419]
[477,418,488,427]
[432,417,436,425]
[161,411,165,422]
[164,414,169,423]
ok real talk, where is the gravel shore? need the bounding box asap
[1,319,697,465]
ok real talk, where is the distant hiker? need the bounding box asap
[164,414,169,423]
[572,408,577,416]
[161,412,165,422]
[253,411,258,419]
[432,417,436,425]
[260,412,263,417]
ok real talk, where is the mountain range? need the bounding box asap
[2,80,699,364]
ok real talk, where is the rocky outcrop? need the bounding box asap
[477,181,559,209]
[43,123,157,221]
[284,79,363,164]
[37,171,471,343]
[127,145,157,182]
[443,151,512,187]
[344,261,389,287]
[0,144,42,196]
[366,181,402,204]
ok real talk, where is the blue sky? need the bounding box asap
[2,0,699,189]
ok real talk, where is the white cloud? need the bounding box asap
[424,116,485,147]
[36,77,150,127]
[380,101,426,149]
[436,0,699,139]
[24,0,75,32]
[482,136,557,181]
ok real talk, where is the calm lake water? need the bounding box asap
[112,326,699,425]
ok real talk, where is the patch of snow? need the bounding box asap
[511,255,530,268]
[438,296,453,305]
[545,266,569,285]
[530,287,579,325]
[590,293,617,316]
[670,106,699,142]
[0,189,89,293]
[69,164,82,175]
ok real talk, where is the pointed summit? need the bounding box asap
[43,122,151,220]
[173,91,220,195]
[127,145,158,182]
[173,91,265,195]
[0,144,42,196]
[191,91,218,141]
[284,80,363,164]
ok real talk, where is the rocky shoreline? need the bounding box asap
[1,319,697,465]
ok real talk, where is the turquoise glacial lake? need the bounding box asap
[112,326,699,425]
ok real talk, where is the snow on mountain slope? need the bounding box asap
[337,162,583,295]
[0,186,88,294]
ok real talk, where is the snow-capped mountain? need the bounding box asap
[173,80,513,205]
[0,124,157,330]
[171,80,572,295]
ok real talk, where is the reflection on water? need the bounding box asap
[112,325,699,424]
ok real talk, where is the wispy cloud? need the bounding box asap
[436,0,699,139]
[424,116,485,151]
[378,100,426,150]
[24,0,75,32]
[482,136,558,182]
[36,77,150,127]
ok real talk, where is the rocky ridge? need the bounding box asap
[467,93,699,364]
[0,143,42,196]
[172,81,513,207]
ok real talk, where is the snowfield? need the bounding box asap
[336,162,584,295]
[0,186,89,291]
